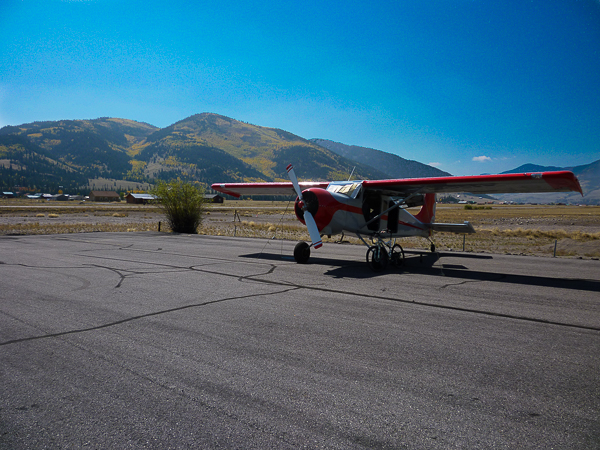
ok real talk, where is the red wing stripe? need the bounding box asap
[362,171,582,195]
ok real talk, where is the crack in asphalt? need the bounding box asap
[0,285,299,347]
[225,267,600,333]
[3,247,599,346]
[1,250,298,347]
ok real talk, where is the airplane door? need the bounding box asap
[362,191,381,231]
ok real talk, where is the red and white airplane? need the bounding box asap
[212,165,583,270]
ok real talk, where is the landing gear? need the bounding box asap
[294,241,311,264]
[366,245,389,271]
[428,238,436,253]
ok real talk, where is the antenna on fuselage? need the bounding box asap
[348,166,355,181]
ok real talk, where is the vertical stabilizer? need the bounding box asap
[415,193,436,224]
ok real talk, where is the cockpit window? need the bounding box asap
[327,181,362,199]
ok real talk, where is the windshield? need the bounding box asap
[327,181,362,199]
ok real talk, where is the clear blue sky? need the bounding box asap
[1,0,599,176]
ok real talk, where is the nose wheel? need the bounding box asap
[294,241,311,264]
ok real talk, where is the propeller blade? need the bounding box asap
[287,163,322,250]
[286,164,303,199]
[304,211,323,249]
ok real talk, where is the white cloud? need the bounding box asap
[428,162,442,168]
[472,155,492,162]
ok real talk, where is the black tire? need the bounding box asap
[294,241,311,264]
[390,244,405,266]
[366,245,389,271]
[430,243,436,252]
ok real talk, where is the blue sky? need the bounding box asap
[1,0,599,176]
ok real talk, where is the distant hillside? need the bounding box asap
[1,113,597,204]
[136,113,387,183]
[0,118,158,192]
[311,139,452,178]
[0,113,387,193]
[500,164,565,174]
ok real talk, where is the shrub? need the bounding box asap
[464,204,492,210]
[152,181,206,234]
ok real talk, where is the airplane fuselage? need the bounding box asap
[294,183,435,240]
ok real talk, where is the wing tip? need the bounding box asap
[542,171,583,195]
[210,183,241,198]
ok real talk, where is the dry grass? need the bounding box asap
[1,200,599,259]
[0,222,159,235]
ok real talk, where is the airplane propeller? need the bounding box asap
[286,164,322,249]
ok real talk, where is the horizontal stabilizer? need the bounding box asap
[427,221,476,234]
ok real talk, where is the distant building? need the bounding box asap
[89,191,121,202]
[205,194,224,203]
[2,191,15,198]
[125,193,156,204]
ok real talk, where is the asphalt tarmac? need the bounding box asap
[1,232,599,449]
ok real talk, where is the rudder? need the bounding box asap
[414,193,436,224]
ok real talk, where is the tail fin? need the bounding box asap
[415,193,436,224]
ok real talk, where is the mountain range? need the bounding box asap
[0,113,597,204]
[311,139,452,179]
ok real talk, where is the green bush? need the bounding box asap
[464,204,493,210]
[152,180,206,234]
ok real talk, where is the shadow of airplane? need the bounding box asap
[241,251,600,292]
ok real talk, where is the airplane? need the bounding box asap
[212,165,583,270]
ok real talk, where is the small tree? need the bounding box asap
[152,180,206,234]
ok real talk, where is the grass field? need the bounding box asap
[1,199,599,259]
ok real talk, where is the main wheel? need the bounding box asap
[390,244,405,266]
[294,241,311,264]
[366,245,389,271]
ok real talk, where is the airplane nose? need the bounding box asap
[294,190,319,223]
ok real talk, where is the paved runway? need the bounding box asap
[1,232,599,449]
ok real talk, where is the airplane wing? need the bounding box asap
[361,171,583,197]
[211,181,329,198]
[212,171,582,198]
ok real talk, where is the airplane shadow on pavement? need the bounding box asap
[242,251,600,292]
